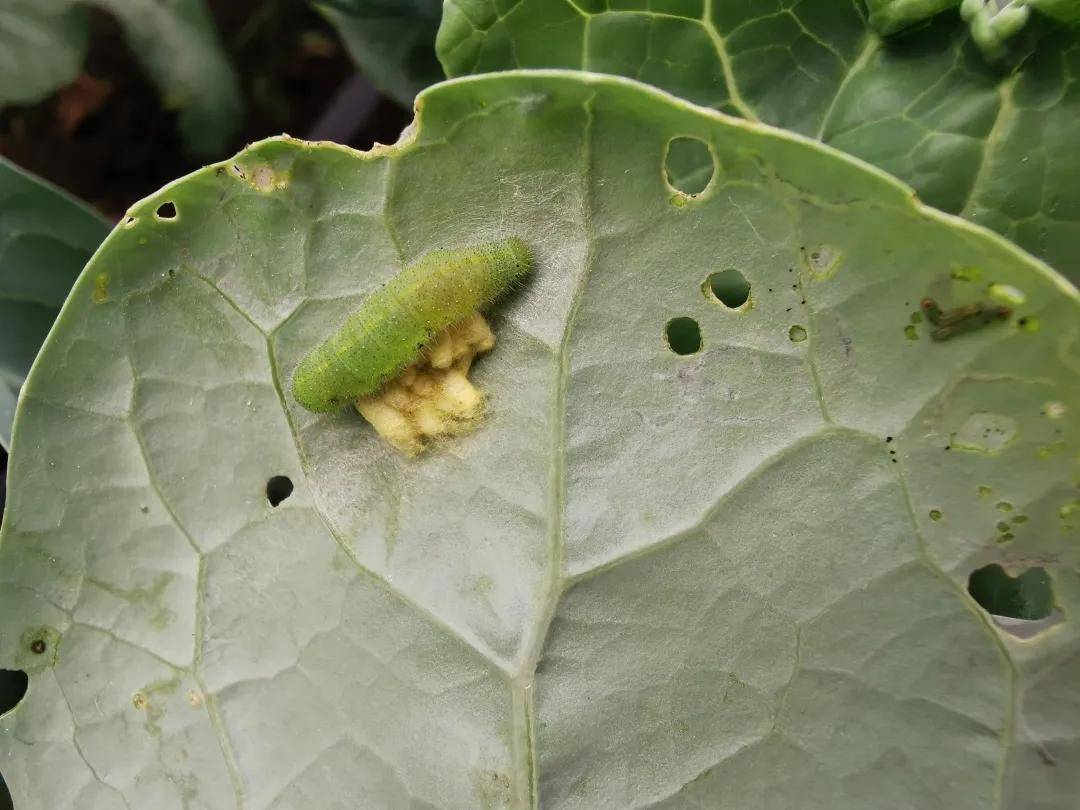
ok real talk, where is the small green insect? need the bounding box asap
[920,297,1012,341]
[292,237,534,413]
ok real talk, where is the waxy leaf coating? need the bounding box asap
[1,72,1078,809]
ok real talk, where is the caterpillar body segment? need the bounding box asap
[292,238,533,413]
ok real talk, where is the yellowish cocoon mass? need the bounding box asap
[355,313,496,455]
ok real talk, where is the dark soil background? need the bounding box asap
[0,2,413,806]
[0,1,411,219]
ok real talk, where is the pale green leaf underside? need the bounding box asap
[0,0,241,157]
[315,0,444,105]
[1,72,1078,809]
[0,157,109,450]
[437,0,1080,286]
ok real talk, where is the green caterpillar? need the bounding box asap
[292,237,534,413]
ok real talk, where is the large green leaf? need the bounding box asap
[0,157,109,450]
[316,0,444,105]
[0,0,242,157]
[437,1,1080,286]
[1,72,1078,808]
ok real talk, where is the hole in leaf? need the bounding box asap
[703,270,750,309]
[123,216,137,228]
[664,136,715,196]
[968,564,1054,621]
[665,317,701,355]
[155,201,177,220]
[0,669,28,718]
[266,475,294,507]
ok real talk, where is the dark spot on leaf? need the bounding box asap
[1036,744,1057,767]
[30,640,45,655]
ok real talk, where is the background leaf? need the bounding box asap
[1,72,1078,808]
[315,0,444,105]
[868,0,1080,34]
[437,1,1080,285]
[865,0,960,35]
[1032,0,1080,24]
[0,0,242,157]
[0,0,90,107]
[0,156,108,450]
[86,0,243,157]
